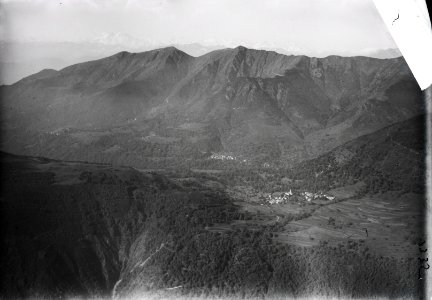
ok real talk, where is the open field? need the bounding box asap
[204,179,423,260]
[277,192,423,258]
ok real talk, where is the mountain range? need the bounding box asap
[1,46,423,168]
[0,46,425,299]
[0,39,403,85]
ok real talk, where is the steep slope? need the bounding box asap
[0,152,237,298]
[2,47,193,130]
[1,46,423,166]
[0,152,171,297]
[0,152,421,299]
[292,115,427,194]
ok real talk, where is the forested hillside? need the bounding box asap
[291,115,426,194]
[1,47,423,167]
[0,152,422,299]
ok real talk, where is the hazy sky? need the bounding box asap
[1,0,397,55]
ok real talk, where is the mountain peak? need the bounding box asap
[114,51,132,59]
[234,45,248,52]
[154,46,189,56]
[112,47,190,60]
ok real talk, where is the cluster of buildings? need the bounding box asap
[301,191,335,202]
[210,153,236,160]
[265,190,293,204]
[210,153,247,162]
[48,127,70,136]
[263,190,336,205]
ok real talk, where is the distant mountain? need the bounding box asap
[0,40,405,84]
[0,41,125,84]
[365,48,402,59]
[0,40,223,84]
[173,43,227,57]
[1,46,423,168]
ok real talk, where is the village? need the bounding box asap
[261,189,335,205]
[48,127,71,136]
[210,153,247,163]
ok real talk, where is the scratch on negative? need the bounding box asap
[392,11,400,25]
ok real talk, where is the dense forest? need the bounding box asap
[290,115,426,195]
[0,152,422,299]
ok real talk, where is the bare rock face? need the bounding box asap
[1,46,423,167]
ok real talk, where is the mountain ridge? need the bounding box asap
[10,46,408,86]
[1,46,423,167]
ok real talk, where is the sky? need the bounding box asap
[0,0,397,55]
[0,0,401,84]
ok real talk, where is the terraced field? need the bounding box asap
[278,192,423,258]
[208,180,423,261]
